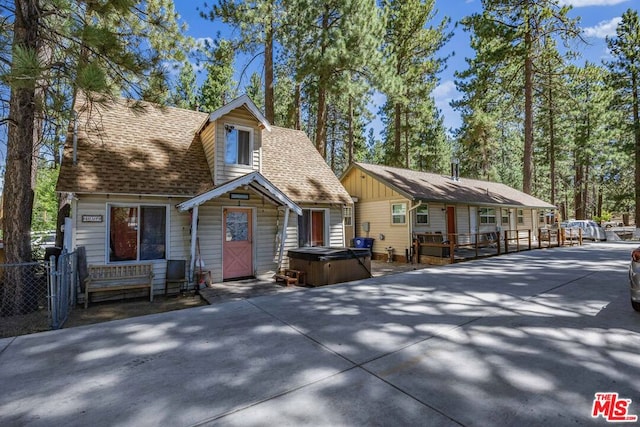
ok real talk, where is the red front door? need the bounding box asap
[223,208,253,280]
[446,206,456,243]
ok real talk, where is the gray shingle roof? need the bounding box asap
[352,162,555,209]
[261,126,352,205]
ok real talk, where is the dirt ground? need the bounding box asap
[0,294,206,339]
[0,260,424,339]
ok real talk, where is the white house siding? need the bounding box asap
[412,202,447,235]
[194,195,282,284]
[213,108,262,185]
[73,194,191,295]
[455,206,471,245]
[275,204,345,269]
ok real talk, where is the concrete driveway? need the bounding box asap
[1,243,639,426]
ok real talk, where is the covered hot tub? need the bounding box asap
[287,247,371,287]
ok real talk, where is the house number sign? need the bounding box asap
[82,215,103,223]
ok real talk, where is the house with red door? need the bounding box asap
[56,94,351,300]
[340,162,555,262]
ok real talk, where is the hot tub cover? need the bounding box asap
[287,247,371,261]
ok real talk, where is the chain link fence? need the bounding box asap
[0,250,78,337]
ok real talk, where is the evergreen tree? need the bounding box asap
[201,0,281,123]
[198,39,237,112]
[245,72,265,111]
[0,0,188,313]
[172,61,198,110]
[380,0,450,168]
[459,0,579,194]
[285,0,385,159]
[606,9,640,225]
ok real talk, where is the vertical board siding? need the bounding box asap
[341,168,409,255]
[214,108,262,184]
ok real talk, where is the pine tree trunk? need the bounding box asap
[314,7,329,159]
[293,82,301,130]
[574,157,583,220]
[583,163,590,218]
[348,96,354,165]
[523,27,534,195]
[315,82,327,158]
[1,0,39,315]
[404,110,409,168]
[264,9,274,124]
[548,77,556,206]
[394,102,402,166]
[632,71,640,226]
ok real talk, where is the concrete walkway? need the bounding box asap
[1,243,639,426]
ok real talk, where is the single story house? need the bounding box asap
[56,94,351,299]
[340,162,556,262]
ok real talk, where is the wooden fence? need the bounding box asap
[414,228,582,265]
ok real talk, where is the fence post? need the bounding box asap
[504,230,509,254]
[49,255,60,330]
[497,232,501,255]
[516,230,520,252]
[449,238,455,264]
[538,229,542,249]
[528,229,532,250]
[475,232,479,258]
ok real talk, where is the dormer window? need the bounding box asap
[225,124,252,166]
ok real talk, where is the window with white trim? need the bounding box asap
[343,207,353,226]
[517,209,525,225]
[416,205,429,224]
[391,203,407,224]
[108,205,167,262]
[479,207,496,224]
[224,124,252,166]
[501,209,509,226]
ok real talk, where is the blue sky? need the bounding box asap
[175,0,637,135]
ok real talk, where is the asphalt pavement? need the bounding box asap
[1,243,639,426]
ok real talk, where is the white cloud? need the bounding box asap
[583,17,621,38]
[194,37,214,49]
[433,80,461,132]
[558,0,629,6]
[433,80,456,100]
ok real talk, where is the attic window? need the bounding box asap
[225,124,252,166]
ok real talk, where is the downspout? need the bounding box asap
[407,200,423,262]
[277,207,290,272]
[189,205,199,283]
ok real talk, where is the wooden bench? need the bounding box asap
[274,269,305,286]
[84,264,154,308]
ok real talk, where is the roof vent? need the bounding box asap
[450,158,460,182]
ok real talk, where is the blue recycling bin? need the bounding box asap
[353,237,374,248]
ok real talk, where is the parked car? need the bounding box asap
[629,247,640,311]
[562,220,606,241]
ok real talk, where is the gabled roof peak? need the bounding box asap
[208,94,271,132]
